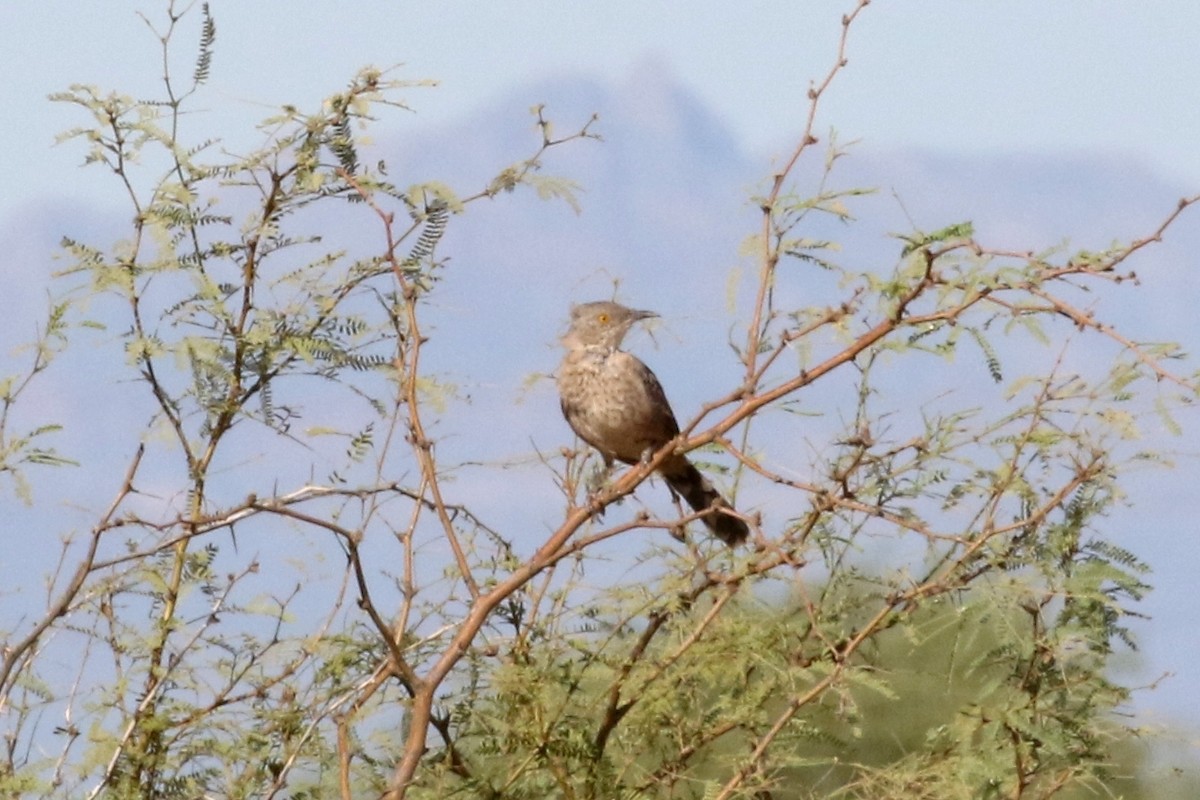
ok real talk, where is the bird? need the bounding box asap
[556,300,750,546]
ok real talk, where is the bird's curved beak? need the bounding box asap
[632,309,658,322]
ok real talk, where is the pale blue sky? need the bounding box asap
[2,2,1199,220]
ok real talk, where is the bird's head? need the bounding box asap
[561,301,657,351]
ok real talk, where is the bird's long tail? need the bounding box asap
[661,458,749,546]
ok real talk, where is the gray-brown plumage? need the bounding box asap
[556,301,749,546]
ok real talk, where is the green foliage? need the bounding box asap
[3,3,595,797]
[0,299,76,501]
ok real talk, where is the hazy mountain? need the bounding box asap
[2,67,1196,734]
[379,65,1196,471]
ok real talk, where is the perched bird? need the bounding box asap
[556,301,750,546]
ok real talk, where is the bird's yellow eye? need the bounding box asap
[597,313,609,323]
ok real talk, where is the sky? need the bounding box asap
[2,2,1200,221]
[1,0,1198,771]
